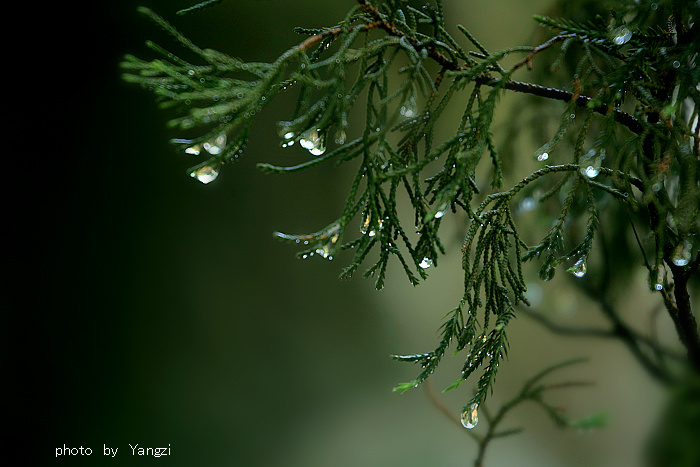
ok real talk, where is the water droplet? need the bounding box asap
[518,197,537,213]
[171,138,203,155]
[672,240,692,266]
[672,60,681,69]
[461,403,479,429]
[361,213,383,237]
[400,97,417,118]
[580,147,604,178]
[534,144,550,162]
[568,258,587,278]
[185,144,202,155]
[649,264,666,290]
[203,133,227,155]
[433,202,449,219]
[539,263,555,281]
[315,244,333,260]
[190,165,219,184]
[611,26,633,45]
[280,131,296,148]
[582,166,599,178]
[299,129,326,156]
[334,129,347,145]
[419,257,433,269]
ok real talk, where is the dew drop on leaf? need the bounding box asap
[419,257,433,269]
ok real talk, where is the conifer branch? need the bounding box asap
[124,0,700,444]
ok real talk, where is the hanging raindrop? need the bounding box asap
[580,147,605,178]
[433,202,449,219]
[610,26,633,45]
[400,96,417,118]
[419,257,433,269]
[539,262,555,282]
[185,144,202,155]
[190,165,219,184]
[568,258,587,278]
[461,403,479,429]
[171,138,202,155]
[534,144,550,162]
[539,263,556,282]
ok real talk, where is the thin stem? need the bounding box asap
[474,77,642,134]
[355,0,642,134]
[667,260,700,370]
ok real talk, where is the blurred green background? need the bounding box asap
[28,1,684,466]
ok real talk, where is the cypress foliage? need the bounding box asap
[123,0,698,460]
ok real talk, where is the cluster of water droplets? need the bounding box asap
[172,133,227,157]
[418,257,434,269]
[298,129,327,156]
[279,124,329,156]
[312,239,337,260]
[649,264,666,291]
[290,231,339,261]
[672,240,693,267]
[171,133,229,184]
[334,129,347,145]
[360,213,384,238]
[280,131,296,148]
[461,403,479,429]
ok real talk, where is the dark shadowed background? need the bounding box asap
[16,1,681,466]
